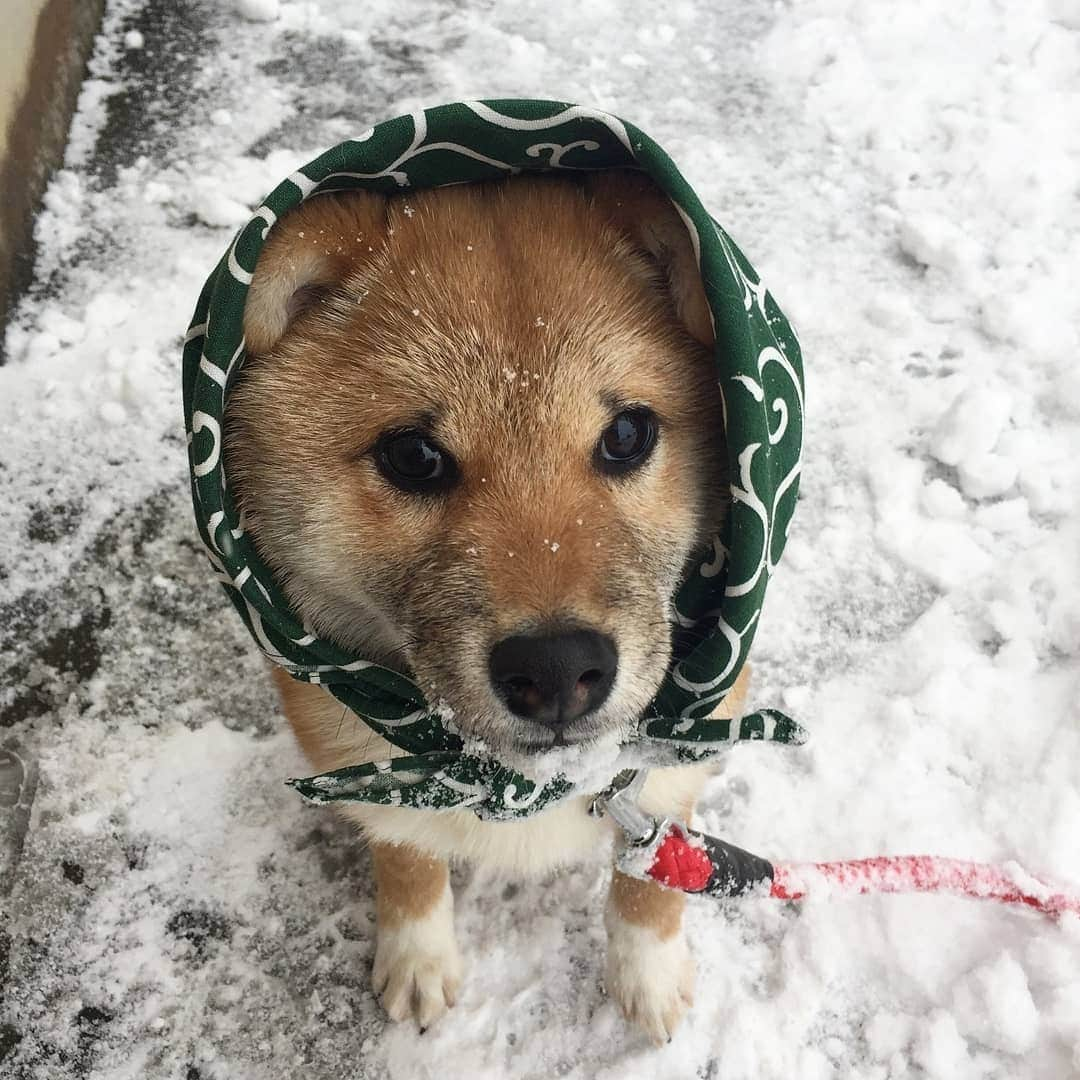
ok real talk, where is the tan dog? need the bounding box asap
[224,172,748,1042]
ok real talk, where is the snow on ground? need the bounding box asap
[2,0,1079,1076]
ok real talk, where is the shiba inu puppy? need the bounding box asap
[224,172,749,1042]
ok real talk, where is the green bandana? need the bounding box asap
[183,100,806,820]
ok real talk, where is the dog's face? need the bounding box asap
[224,174,726,756]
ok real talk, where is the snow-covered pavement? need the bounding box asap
[2,1,1079,1076]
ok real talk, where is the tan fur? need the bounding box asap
[270,664,395,775]
[241,192,389,355]
[372,842,450,928]
[583,172,713,347]
[609,869,686,941]
[227,174,740,1038]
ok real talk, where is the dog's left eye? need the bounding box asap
[596,407,658,474]
[375,429,457,493]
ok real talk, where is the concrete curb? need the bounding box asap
[0,0,105,338]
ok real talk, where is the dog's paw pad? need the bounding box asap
[372,900,462,1028]
[605,923,695,1045]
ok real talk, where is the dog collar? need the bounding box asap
[183,100,806,820]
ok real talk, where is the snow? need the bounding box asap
[951,951,1040,1056]
[1,0,1079,1077]
[232,0,279,22]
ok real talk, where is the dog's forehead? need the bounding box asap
[337,291,646,433]
[358,208,678,388]
[338,289,675,442]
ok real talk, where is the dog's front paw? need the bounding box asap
[605,918,696,1044]
[372,884,462,1028]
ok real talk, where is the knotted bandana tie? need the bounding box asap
[183,100,806,821]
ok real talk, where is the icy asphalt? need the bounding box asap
[1,0,1079,1077]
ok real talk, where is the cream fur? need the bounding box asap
[604,911,696,1045]
[373,873,462,1027]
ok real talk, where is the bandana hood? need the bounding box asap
[183,100,805,820]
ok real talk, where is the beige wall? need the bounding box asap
[0,0,52,165]
[0,0,105,345]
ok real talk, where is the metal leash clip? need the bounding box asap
[589,767,682,879]
[589,768,661,843]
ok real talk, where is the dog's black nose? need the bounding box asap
[489,628,618,731]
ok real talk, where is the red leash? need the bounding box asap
[768,855,1080,919]
[594,770,1080,920]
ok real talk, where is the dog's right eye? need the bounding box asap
[595,406,658,475]
[375,429,457,494]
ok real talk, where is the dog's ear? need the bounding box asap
[242,190,388,354]
[585,171,713,348]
